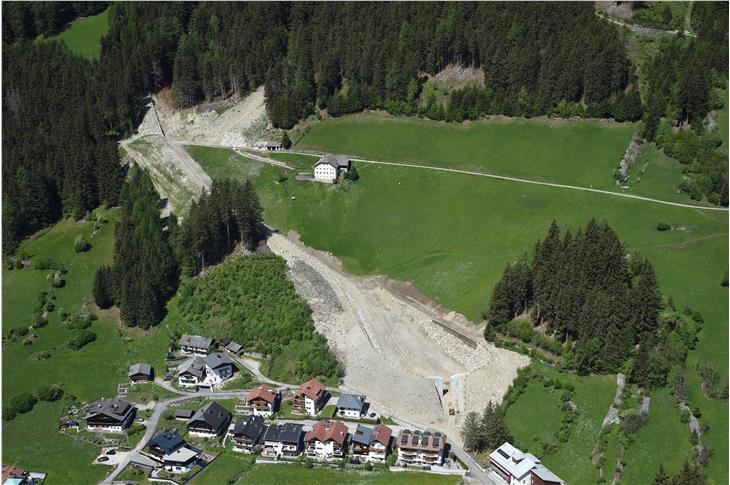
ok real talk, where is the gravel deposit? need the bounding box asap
[268,231,529,440]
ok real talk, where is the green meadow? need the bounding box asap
[2,208,170,484]
[297,113,636,190]
[47,9,109,59]
[189,113,727,483]
[234,464,461,484]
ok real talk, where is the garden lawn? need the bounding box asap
[47,9,109,59]
[236,464,462,484]
[191,116,727,483]
[621,388,692,484]
[2,209,170,484]
[297,113,636,190]
[193,452,255,484]
[504,380,563,453]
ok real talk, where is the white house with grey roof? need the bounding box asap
[313,154,350,182]
[177,352,236,390]
[335,393,366,419]
[489,442,564,485]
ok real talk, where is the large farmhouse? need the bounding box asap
[313,154,351,182]
[85,397,136,433]
[187,402,231,438]
[293,379,330,416]
[489,442,565,485]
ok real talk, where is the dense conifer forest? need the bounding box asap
[486,220,702,388]
[3,2,727,253]
[95,168,265,328]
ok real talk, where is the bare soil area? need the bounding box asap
[155,87,269,147]
[268,231,528,442]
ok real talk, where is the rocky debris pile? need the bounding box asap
[615,135,643,186]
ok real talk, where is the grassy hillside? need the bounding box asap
[2,208,170,484]
[47,9,109,59]
[190,114,727,483]
[297,114,636,190]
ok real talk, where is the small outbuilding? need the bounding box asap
[129,363,154,383]
[174,409,195,421]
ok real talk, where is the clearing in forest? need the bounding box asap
[46,9,109,59]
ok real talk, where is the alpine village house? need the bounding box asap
[246,385,281,417]
[187,402,231,438]
[293,378,330,416]
[304,420,350,462]
[84,397,137,433]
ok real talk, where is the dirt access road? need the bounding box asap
[122,89,529,446]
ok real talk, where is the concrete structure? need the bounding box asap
[304,420,349,462]
[350,424,392,463]
[246,385,280,417]
[178,335,213,355]
[261,423,304,459]
[84,397,136,433]
[313,154,350,182]
[489,442,564,485]
[336,393,366,419]
[254,140,283,151]
[396,429,446,467]
[293,379,330,416]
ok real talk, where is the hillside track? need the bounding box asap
[280,149,726,212]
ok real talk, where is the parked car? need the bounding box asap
[98,457,109,462]
[106,450,116,455]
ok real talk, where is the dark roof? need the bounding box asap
[148,431,186,455]
[231,415,266,439]
[179,335,212,349]
[315,154,350,169]
[202,352,236,370]
[85,397,135,422]
[129,363,152,377]
[178,357,206,378]
[224,341,243,353]
[189,402,230,429]
[351,424,373,445]
[174,409,194,419]
[264,423,304,443]
[337,393,365,412]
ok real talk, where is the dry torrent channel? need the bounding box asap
[268,231,528,443]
